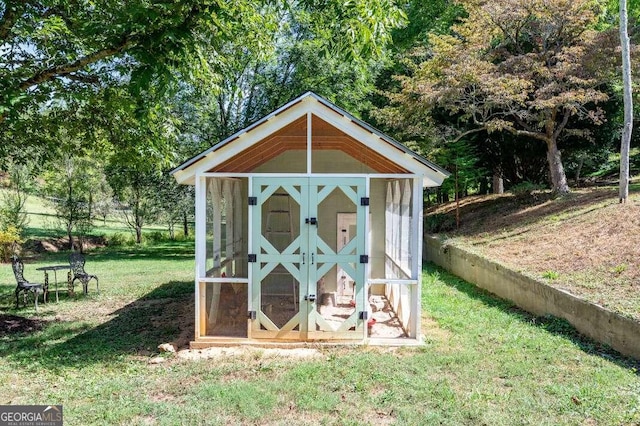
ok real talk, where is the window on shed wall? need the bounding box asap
[205,177,248,278]
[385,179,413,279]
[368,178,415,280]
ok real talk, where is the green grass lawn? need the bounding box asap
[1,240,638,425]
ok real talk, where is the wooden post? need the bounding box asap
[455,163,460,229]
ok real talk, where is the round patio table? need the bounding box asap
[36,265,72,303]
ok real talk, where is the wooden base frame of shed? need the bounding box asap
[171,93,449,348]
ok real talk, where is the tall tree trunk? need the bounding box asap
[492,171,504,194]
[68,226,74,251]
[67,173,74,250]
[88,192,93,220]
[575,156,585,187]
[546,138,570,194]
[133,196,143,244]
[183,212,189,236]
[619,0,633,203]
[455,163,460,229]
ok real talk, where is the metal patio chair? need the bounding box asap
[69,252,99,294]
[11,255,45,312]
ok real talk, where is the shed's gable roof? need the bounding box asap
[171,92,449,186]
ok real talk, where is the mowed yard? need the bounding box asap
[0,239,638,425]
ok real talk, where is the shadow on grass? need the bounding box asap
[0,280,194,370]
[14,240,195,265]
[22,226,61,240]
[424,263,640,372]
[85,242,195,263]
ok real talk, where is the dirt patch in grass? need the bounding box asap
[177,346,325,363]
[0,314,47,337]
[428,186,640,320]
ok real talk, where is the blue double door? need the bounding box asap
[250,177,367,340]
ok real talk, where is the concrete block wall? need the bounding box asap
[424,236,640,360]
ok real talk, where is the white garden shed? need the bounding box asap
[171,92,449,346]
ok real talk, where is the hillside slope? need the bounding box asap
[426,185,640,321]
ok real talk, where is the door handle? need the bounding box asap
[304,294,317,302]
[311,253,314,264]
[305,217,318,225]
[302,253,305,264]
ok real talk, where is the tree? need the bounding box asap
[100,91,170,244]
[1,0,406,136]
[154,175,194,239]
[93,176,114,226]
[167,0,408,151]
[298,0,406,63]
[0,0,276,121]
[108,166,161,244]
[42,155,97,251]
[381,0,617,194]
[389,0,463,51]
[619,0,633,202]
[0,161,32,235]
[436,137,486,200]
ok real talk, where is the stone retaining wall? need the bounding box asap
[424,236,640,360]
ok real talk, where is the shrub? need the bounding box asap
[146,231,167,243]
[173,231,195,242]
[107,232,134,246]
[0,226,21,262]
